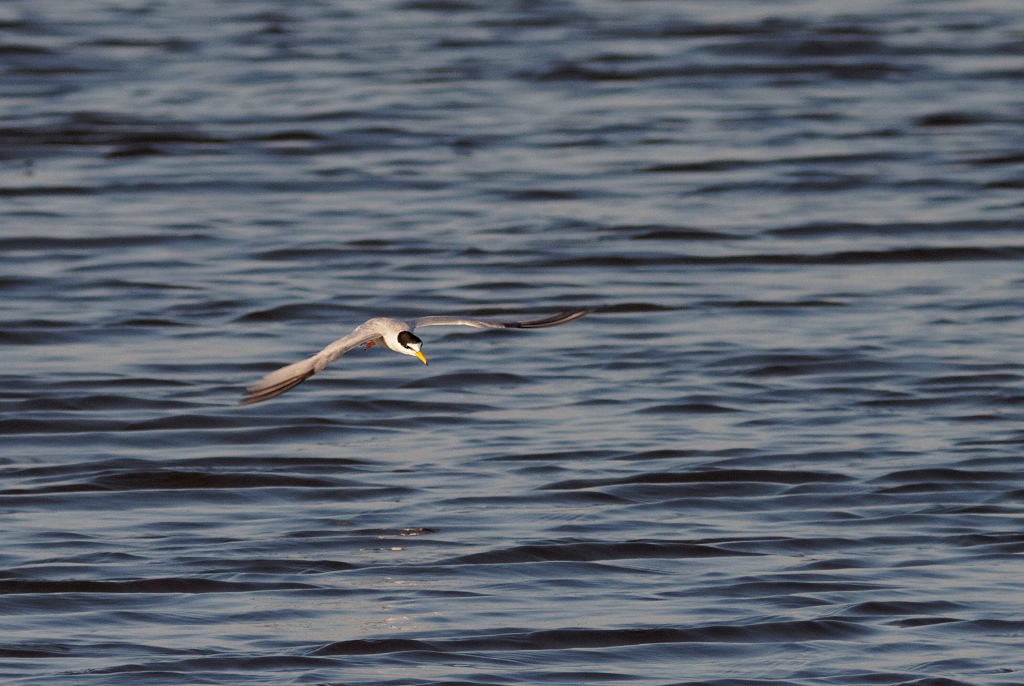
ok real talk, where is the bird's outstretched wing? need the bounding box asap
[411,308,591,331]
[242,329,379,405]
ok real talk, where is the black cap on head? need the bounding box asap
[397,331,421,348]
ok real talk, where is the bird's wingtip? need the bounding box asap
[511,307,593,328]
[240,357,320,405]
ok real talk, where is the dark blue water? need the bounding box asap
[3,1,1024,684]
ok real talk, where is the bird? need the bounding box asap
[241,308,591,405]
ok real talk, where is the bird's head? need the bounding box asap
[396,331,428,364]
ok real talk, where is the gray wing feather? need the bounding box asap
[411,308,591,331]
[241,330,378,405]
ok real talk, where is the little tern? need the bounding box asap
[242,308,591,404]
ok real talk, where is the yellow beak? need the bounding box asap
[414,350,428,365]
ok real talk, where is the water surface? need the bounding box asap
[2,1,1024,684]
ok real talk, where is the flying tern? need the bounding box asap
[242,308,591,404]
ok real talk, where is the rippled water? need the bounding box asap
[3,1,1024,684]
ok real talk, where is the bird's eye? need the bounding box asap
[397,331,421,349]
